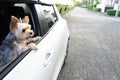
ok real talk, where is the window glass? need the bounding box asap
[40,5,58,28]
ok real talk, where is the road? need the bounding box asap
[57,7,120,80]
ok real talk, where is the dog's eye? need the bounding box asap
[22,29,26,32]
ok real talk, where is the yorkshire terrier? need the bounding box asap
[0,16,41,68]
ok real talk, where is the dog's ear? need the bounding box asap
[22,16,29,23]
[10,16,19,32]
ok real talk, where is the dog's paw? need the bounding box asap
[28,43,38,50]
[33,36,41,42]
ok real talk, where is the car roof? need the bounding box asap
[0,0,53,4]
[0,0,39,3]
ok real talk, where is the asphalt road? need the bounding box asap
[57,7,120,80]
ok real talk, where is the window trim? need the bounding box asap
[29,4,42,36]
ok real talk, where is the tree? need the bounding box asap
[73,0,77,5]
[81,0,89,7]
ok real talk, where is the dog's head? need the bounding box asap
[10,16,34,41]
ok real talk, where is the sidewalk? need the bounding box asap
[86,8,120,22]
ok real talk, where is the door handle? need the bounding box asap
[44,51,54,67]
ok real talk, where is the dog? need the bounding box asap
[0,16,41,68]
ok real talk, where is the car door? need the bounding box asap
[3,3,69,80]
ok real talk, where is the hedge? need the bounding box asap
[118,11,120,17]
[56,4,74,14]
[107,9,116,16]
[56,4,65,13]
[87,4,96,10]
[93,8,101,12]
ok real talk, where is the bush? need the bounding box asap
[56,4,66,13]
[87,4,93,10]
[93,8,101,12]
[56,4,62,13]
[118,11,120,17]
[107,9,116,16]
[56,4,74,14]
[87,4,96,10]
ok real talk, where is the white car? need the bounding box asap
[0,0,70,80]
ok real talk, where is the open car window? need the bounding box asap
[0,3,39,75]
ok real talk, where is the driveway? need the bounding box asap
[57,7,120,80]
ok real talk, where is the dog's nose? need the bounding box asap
[30,32,33,35]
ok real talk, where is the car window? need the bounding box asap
[34,4,58,36]
[0,3,39,75]
[40,4,58,28]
